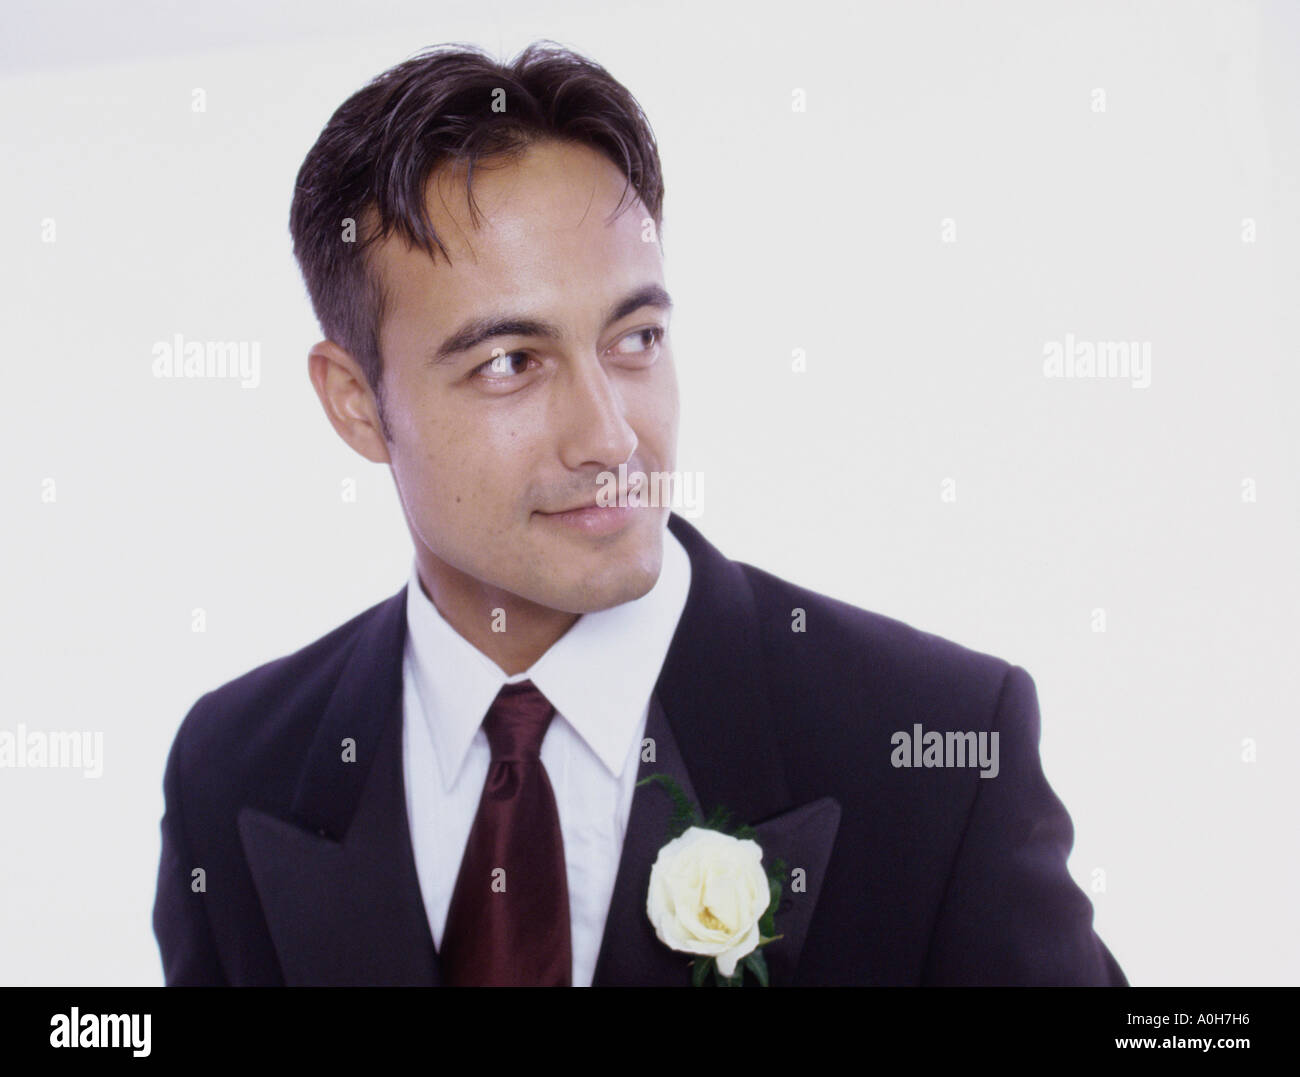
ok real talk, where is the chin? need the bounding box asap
[542,543,663,614]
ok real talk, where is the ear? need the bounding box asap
[308,341,391,464]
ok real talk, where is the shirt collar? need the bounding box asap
[403,525,692,791]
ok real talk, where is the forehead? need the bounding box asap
[371,139,662,336]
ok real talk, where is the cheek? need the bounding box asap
[654,356,681,417]
[620,361,678,426]
[401,405,536,519]
[637,367,680,456]
[387,396,470,506]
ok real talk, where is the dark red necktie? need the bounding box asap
[440,680,572,986]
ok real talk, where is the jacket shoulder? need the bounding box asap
[167,589,404,780]
[737,559,1015,710]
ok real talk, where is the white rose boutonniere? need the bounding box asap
[638,775,784,986]
[647,827,769,978]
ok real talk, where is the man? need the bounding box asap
[152,40,1126,986]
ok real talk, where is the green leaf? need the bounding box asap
[743,948,770,987]
[691,958,711,988]
[702,804,734,832]
[636,773,700,838]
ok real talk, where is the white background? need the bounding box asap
[1,0,1297,986]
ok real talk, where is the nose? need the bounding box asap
[556,353,638,472]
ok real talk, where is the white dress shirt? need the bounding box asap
[400,527,692,986]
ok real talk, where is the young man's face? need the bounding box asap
[365,138,678,616]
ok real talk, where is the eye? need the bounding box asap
[610,326,664,359]
[472,349,535,381]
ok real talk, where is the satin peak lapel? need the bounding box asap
[593,515,842,985]
[237,587,439,986]
[591,695,840,985]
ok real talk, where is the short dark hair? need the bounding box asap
[288,40,665,438]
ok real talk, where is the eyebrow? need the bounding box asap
[428,283,673,365]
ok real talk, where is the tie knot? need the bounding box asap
[483,679,556,761]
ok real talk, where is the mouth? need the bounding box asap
[533,500,639,537]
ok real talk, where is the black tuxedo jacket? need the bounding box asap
[153,513,1126,986]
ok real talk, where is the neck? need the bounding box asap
[412,557,578,676]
